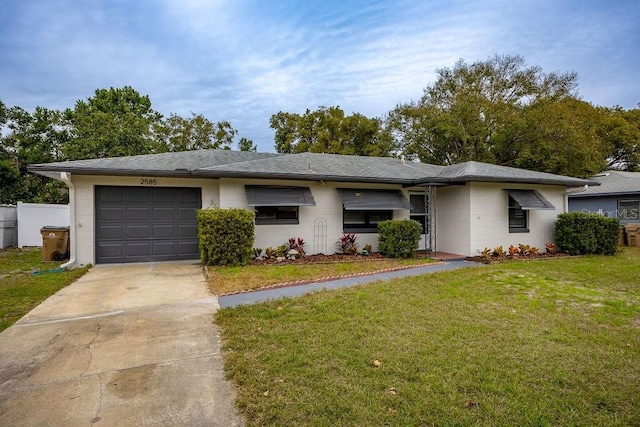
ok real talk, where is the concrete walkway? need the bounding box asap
[220,260,483,308]
[0,262,243,427]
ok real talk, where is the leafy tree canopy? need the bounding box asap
[598,105,640,171]
[237,137,257,152]
[270,106,396,156]
[0,104,68,203]
[153,113,238,152]
[62,86,162,160]
[386,54,617,177]
[0,86,252,203]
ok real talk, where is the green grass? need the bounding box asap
[208,257,436,295]
[0,248,89,331]
[216,249,640,426]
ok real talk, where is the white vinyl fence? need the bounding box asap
[17,202,70,247]
[0,205,17,249]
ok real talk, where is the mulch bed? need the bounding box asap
[254,252,398,265]
[466,252,573,264]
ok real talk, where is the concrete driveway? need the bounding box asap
[0,262,243,426]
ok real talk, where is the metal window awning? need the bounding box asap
[338,188,412,210]
[245,185,316,206]
[506,189,555,210]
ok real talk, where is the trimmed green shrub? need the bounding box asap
[555,212,620,255]
[377,219,421,258]
[197,208,255,266]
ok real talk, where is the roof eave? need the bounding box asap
[27,165,197,178]
[441,175,598,187]
[569,190,640,198]
[194,169,415,185]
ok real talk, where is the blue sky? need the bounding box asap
[1,0,638,152]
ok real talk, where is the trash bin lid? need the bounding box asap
[40,226,70,231]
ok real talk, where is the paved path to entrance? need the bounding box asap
[220,260,483,308]
[0,262,243,427]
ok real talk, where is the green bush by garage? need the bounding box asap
[197,208,255,266]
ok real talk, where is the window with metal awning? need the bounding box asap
[338,189,412,232]
[245,185,316,225]
[505,189,555,210]
[506,189,555,233]
[337,189,412,210]
[245,185,316,207]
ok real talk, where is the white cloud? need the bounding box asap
[1,0,638,153]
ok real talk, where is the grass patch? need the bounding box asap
[0,248,89,331]
[208,257,436,295]
[216,248,640,426]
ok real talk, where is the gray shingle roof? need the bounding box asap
[28,150,279,177]
[197,152,445,184]
[569,170,640,197]
[28,149,598,187]
[431,161,596,187]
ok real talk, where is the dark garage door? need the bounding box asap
[95,186,201,264]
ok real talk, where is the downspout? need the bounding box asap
[60,172,76,269]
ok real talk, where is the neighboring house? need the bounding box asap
[28,150,596,266]
[568,170,640,224]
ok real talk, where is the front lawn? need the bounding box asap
[208,256,436,295]
[216,249,640,426]
[0,248,89,331]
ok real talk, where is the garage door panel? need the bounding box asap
[178,241,199,255]
[125,187,152,203]
[98,187,124,203]
[178,224,197,238]
[126,242,152,257]
[153,188,179,203]
[179,190,201,204]
[97,242,125,258]
[99,207,124,221]
[152,241,177,255]
[153,224,176,238]
[126,207,151,221]
[96,186,201,264]
[178,207,197,220]
[97,225,125,240]
[152,207,177,221]
[126,225,151,239]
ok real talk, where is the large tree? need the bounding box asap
[1,87,253,203]
[513,98,608,177]
[598,105,640,171]
[62,86,162,160]
[153,113,238,152]
[386,55,610,176]
[270,106,396,156]
[0,103,68,203]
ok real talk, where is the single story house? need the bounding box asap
[569,170,640,224]
[28,150,596,266]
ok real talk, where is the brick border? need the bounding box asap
[205,262,445,297]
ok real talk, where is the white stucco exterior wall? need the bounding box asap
[218,178,409,254]
[467,183,566,255]
[435,182,566,256]
[435,184,471,256]
[70,175,220,266]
